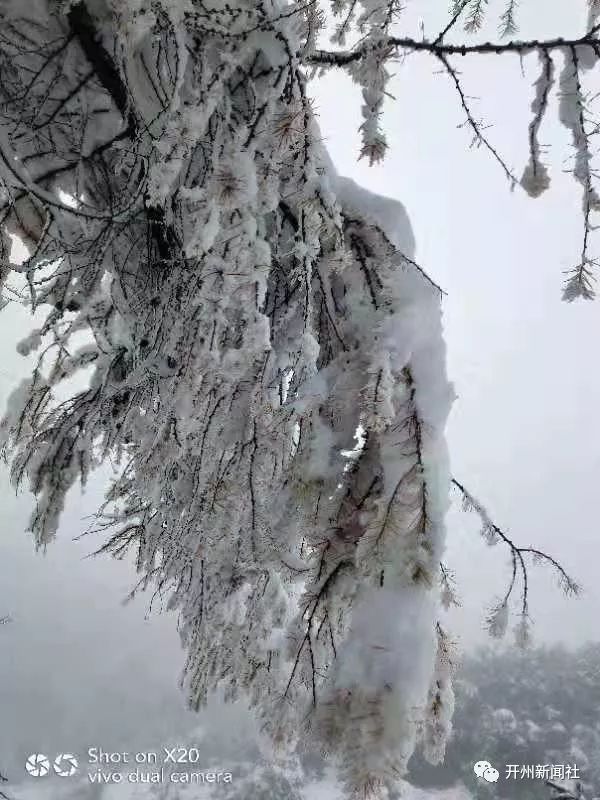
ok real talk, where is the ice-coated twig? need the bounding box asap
[452,478,579,645]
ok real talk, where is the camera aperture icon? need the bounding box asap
[25,753,79,778]
[25,754,50,778]
[53,754,79,777]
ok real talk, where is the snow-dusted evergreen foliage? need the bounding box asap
[0,1,454,795]
[0,1,589,796]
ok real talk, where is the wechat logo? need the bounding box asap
[474,760,500,783]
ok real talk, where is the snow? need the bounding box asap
[333,175,415,257]
[492,707,518,731]
[558,47,600,224]
[520,53,554,198]
[514,615,532,649]
[303,775,472,800]
[7,775,474,800]
[330,585,436,696]
[486,601,509,639]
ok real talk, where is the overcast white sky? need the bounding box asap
[1,0,599,794]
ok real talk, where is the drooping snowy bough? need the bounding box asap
[0,0,584,797]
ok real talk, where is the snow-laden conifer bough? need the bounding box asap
[0,1,587,797]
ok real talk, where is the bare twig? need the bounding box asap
[436,51,517,185]
[452,478,579,630]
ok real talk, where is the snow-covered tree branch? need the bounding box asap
[451,479,580,647]
[0,1,585,797]
[308,0,600,299]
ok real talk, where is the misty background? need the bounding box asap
[1,0,598,792]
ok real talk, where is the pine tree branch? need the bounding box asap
[562,45,600,301]
[452,478,580,632]
[66,1,179,263]
[307,28,600,67]
[545,780,586,800]
[435,51,517,185]
[434,2,469,46]
[66,3,132,124]
[343,215,446,297]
